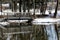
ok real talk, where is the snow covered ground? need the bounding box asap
[0,9,59,17]
[2,3,9,7]
[32,18,60,25]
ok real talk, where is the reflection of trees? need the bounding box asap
[32,25,48,40]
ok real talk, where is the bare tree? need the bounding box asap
[54,0,58,18]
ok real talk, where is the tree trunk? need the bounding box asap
[14,1,17,12]
[19,0,22,12]
[54,0,58,18]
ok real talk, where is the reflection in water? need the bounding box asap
[6,34,11,40]
[32,24,58,40]
[46,25,58,40]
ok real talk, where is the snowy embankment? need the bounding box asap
[0,9,60,17]
[0,9,14,15]
[32,18,60,25]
